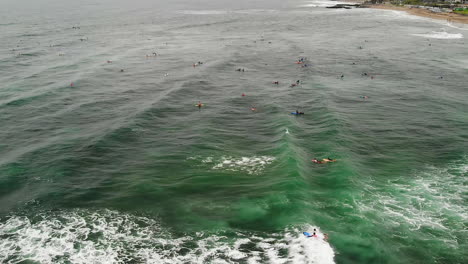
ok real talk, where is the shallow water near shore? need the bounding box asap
[0,0,467,263]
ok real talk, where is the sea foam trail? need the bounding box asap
[300,0,353,8]
[189,155,276,175]
[412,31,463,39]
[0,210,335,264]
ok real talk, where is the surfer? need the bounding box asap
[303,232,318,238]
[273,81,279,85]
[296,80,300,85]
[312,158,337,164]
[292,110,304,115]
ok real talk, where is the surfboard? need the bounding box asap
[303,232,311,237]
[291,112,304,115]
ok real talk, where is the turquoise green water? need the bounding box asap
[0,0,467,263]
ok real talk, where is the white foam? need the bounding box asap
[300,0,354,8]
[412,31,463,39]
[179,9,276,15]
[356,158,468,233]
[385,10,426,20]
[442,21,468,31]
[179,10,230,15]
[0,211,335,264]
[190,155,276,174]
[212,156,276,175]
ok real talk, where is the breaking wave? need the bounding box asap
[0,209,335,264]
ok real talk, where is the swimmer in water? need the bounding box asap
[196,101,203,108]
[251,106,257,112]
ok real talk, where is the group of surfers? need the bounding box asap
[194,57,337,165]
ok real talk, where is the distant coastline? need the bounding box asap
[366,3,468,24]
[339,0,468,24]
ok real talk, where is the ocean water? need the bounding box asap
[0,0,467,263]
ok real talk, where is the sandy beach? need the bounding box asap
[367,4,468,24]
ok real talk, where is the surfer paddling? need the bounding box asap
[312,158,337,164]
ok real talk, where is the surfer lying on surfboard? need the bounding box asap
[312,158,337,164]
[291,110,304,115]
[303,232,318,238]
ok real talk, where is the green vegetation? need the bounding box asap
[398,0,424,6]
[388,0,468,9]
[453,9,468,15]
